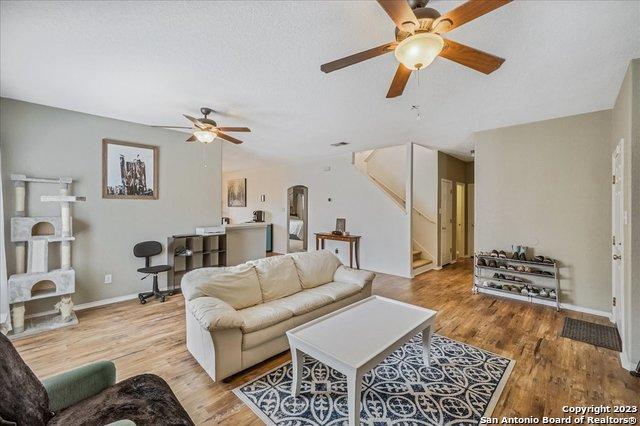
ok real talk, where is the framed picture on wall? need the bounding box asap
[102,139,159,199]
[227,178,247,207]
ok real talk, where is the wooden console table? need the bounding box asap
[315,233,361,269]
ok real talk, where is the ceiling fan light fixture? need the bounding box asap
[194,130,217,144]
[394,32,444,71]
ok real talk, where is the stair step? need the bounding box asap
[412,258,433,269]
[412,250,421,261]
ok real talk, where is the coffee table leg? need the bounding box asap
[422,326,432,367]
[347,372,362,426]
[291,348,303,397]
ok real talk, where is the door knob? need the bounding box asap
[613,254,622,260]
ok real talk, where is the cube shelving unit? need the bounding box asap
[167,233,227,292]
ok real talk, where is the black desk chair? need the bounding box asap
[134,241,172,304]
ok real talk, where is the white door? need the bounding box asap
[468,184,475,256]
[440,179,453,265]
[455,183,465,259]
[612,141,625,332]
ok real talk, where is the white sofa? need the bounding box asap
[182,250,375,381]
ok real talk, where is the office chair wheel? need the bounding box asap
[161,296,166,303]
[140,299,147,305]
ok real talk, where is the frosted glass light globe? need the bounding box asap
[194,130,216,144]
[394,33,444,71]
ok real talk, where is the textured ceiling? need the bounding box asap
[2,1,639,172]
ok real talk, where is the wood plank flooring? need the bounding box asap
[13,259,640,424]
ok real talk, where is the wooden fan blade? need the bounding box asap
[321,43,397,73]
[151,125,192,129]
[377,0,419,32]
[439,39,504,74]
[386,63,412,98]
[432,0,511,34]
[216,127,251,132]
[217,132,243,145]
[183,114,207,130]
[186,135,197,143]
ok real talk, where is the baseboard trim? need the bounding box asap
[476,286,612,320]
[619,351,637,371]
[25,292,146,319]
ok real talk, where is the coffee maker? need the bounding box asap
[253,210,265,222]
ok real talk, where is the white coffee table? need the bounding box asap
[286,295,437,426]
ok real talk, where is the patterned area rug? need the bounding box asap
[234,334,515,425]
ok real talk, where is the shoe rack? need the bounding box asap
[473,253,560,310]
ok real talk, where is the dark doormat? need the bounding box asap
[562,317,622,352]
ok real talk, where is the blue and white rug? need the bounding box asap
[233,334,515,425]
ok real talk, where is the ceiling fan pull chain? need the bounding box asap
[201,144,208,168]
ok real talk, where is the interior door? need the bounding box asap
[440,179,453,265]
[455,183,465,259]
[612,141,624,331]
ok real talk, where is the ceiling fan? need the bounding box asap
[321,0,511,98]
[153,107,251,144]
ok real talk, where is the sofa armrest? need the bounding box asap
[187,296,244,331]
[42,360,116,413]
[333,265,375,289]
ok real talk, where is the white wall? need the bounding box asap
[1,98,222,314]
[412,145,438,260]
[222,154,411,277]
[474,110,612,312]
[366,145,406,200]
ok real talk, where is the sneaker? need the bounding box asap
[489,260,498,268]
[491,250,499,257]
[519,252,527,261]
[512,252,520,260]
[498,250,507,258]
[477,258,487,266]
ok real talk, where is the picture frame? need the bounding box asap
[102,139,159,199]
[227,178,247,207]
[335,218,346,233]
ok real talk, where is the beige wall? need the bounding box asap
[1,98,222,315]
[611,59,639,367]
[475,110,612,312]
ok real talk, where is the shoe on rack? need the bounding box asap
[477,258,487,266]
[512,252,520,260]
[519,252,527,261]
[488,260,498,268]
[491,250,499,257]
[498,250,507,258]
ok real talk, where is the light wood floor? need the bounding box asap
[14,259,639,424]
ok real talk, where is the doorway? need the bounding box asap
[612,140,625,336]
[287,185,308,253]
[455,183,466,259]
[440,179,453,265]
[468,183,475,256]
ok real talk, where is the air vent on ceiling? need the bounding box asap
[330,142,350,147]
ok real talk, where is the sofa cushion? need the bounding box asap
[238,301,294,333]
[47,374,193,426]
[0,331,53,426]
[270,290,333,316]
[306,281,361,302]
[333,266,376,289]
[249,256,302,301]
[182,265,262,310]
[289,250,342,288]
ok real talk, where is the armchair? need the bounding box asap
[0,332,193,426]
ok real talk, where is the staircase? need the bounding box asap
[413,250,433,269]
[354,147,437,275]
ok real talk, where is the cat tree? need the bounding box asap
[8,174,86,339]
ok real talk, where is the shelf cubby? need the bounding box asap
[167,233,227,292]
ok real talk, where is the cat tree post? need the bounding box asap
[13,180,26,274]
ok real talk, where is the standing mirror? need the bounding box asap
[287,185,308,253]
